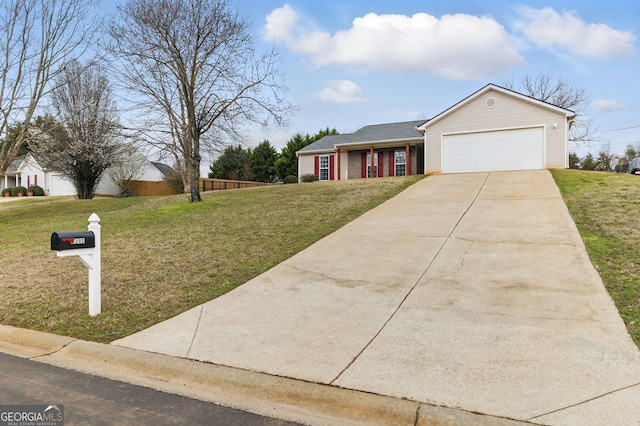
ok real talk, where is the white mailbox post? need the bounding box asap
[51,213,102,316]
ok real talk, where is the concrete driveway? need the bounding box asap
[114,170,640,424]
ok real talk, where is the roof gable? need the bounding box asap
[23,153,65,171]
[417,83,576,131]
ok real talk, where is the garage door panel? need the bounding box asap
[443,127,544,174]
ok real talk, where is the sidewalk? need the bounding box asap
[109,170,640,424]
[0,196,30,202]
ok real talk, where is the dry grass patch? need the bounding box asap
[0,176,423,342]
[551,169,640,346]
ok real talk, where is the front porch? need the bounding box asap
[338,143,424,180]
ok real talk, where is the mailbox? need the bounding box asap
[51,231,95,251]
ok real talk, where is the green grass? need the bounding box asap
[5,170,640,349]
[551,169,640,346]
[0,176,423,343]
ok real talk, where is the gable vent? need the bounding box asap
[485,97,497,108]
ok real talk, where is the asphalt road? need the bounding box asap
[0,352,300,426]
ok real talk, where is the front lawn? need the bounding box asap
[0,176,423,342]
[552,169,640,347]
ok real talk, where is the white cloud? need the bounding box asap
[262,4,297,42]
[514,7,636,60]
[592,99,630,113]
[264,7,525,80]
[315,80,367,103]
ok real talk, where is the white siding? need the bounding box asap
[425,88,568,173]
[46,173,76,196]
[94,174,120,196]
[18,157,46,189]
[137,163,165,181]
[339,150,348,180]
[298,153,316,181]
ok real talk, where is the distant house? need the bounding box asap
[3,153,176,197]
[16,154,76,196]
[150,162,178,180]
[297,83,576,180]
[128,160,181,196]
[1,158,23,191]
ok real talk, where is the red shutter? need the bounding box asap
[361,153,367,178]
[389,151,395,177]
[314,156,319,176]
[377,152,383,177]
[329,155,335,180]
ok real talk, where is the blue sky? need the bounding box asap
[102,1,640,159]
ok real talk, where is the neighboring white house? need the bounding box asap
[7,152,174,197]
[297,83,576,180]
[16,154,76,196]
[1,158,22,191]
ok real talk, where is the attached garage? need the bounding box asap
[442,127,544,174]
[418,84,575,174]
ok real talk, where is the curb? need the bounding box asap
[0,325,530,425]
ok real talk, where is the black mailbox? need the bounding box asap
[51,231,95,251]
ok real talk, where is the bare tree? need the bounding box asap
[594,141,615,172]
[504,71,594,143]
[31,60,122,199]
[108,144,148,196]
[108,0,291,202]
[624,142,640,160]
[0,0,98,177]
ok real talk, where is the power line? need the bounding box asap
[601,125,640,133]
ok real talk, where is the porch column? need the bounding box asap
[369,146,375,178]
[336,148,341,180]
[406,143,411,176]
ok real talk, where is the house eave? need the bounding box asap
[296,148,335,157]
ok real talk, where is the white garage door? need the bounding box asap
[443,127,544,173]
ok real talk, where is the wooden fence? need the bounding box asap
[128,178,273,196]
[199,178,274,192]
[130,180,181,196]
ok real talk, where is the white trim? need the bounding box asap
[564,119,570,168]
[440,124,546,138]
[296,149,335,156]
[319,154,330,181]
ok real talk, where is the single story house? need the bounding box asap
[1,158,22,190]
[4,153,175,196]
[16,154,77,196]
[297,83,576,180]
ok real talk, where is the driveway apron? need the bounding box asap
[113,170,640,423]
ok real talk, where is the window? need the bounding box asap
[395,150,406,176]
[366,152,378,178]
[319,155,329,181]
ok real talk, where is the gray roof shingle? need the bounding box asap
[6,157,23,173]
[298,119,427,154]
[151,162,178,177]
